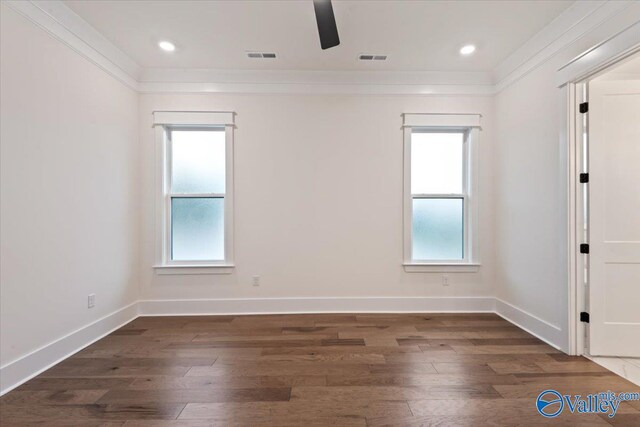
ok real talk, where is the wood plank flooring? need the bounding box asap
[1,313,639,426]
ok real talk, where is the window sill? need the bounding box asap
[403,263,481,273]
[153,264,235,275]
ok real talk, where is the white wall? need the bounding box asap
[2,0,636,391]
[493,4,640,351]
[0,4,139,369]
[494,61,568,346]
[139,94,496,305]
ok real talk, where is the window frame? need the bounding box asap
[402,115,480,273]
[153,112,235,274]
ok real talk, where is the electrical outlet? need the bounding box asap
[88,294,95,308]
[252,276,260,287]
[442,275,450,286]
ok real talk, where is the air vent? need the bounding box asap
[359,54,387,61]
[247,52,277,59]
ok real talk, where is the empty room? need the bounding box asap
[1,0,640,425]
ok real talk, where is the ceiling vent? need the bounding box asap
[247,52,277,59]
[359,54,387,61]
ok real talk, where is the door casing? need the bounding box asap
[562,38,640,355]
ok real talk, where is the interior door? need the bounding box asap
[588,78,640,357]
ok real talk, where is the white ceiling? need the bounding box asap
[63,0,573,72]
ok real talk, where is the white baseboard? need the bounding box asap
[0,301,139,396]
[137,296,496,316]
[2,295,564,397]
[494,298,564,351]
[4,295,638,398]
[588,356,640,387]
[0,296,493,396]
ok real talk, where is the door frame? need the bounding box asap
[559,23,640,355]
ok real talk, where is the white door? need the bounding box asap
[588,79,640,357]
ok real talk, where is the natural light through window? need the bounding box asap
[169,129,226,262]
[171,131,226,194]
[406,128,474,265]
[411,133,463,194]
[153,111,235,272]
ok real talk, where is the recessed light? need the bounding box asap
[158,41,176,52]
[460,45,476,55]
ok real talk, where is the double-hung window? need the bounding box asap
[153,111,235,273]
[403,114,480,272]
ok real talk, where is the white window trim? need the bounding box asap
[152,111,235,274]
[402,113,480,273]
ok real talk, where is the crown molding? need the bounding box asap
[140,68,494,86]
[494,1,608,89]
[493,0,637,92]
[138,68,495,95]
[137,81,496,96]
[4,0,638,95]
[556,20,640,86]
[3,0,141,90]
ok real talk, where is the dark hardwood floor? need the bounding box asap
[1,313,638,426]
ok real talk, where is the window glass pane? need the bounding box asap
[171,130,225,194]
[412,198,463,260]
[171,198,224,261]
[411,132,463,194]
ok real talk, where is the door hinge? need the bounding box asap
[580,312,590,323]
[579,102,589,113]
[579,173,589,183]
[580,244,589,254]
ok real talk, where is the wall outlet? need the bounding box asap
[442,275,450,286]
[252,276,260,287]
[88,294,95,308]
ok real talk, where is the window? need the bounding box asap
[403,114,480,272]
[153,112,234,273]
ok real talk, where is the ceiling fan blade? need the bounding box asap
[313,0,340,50]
